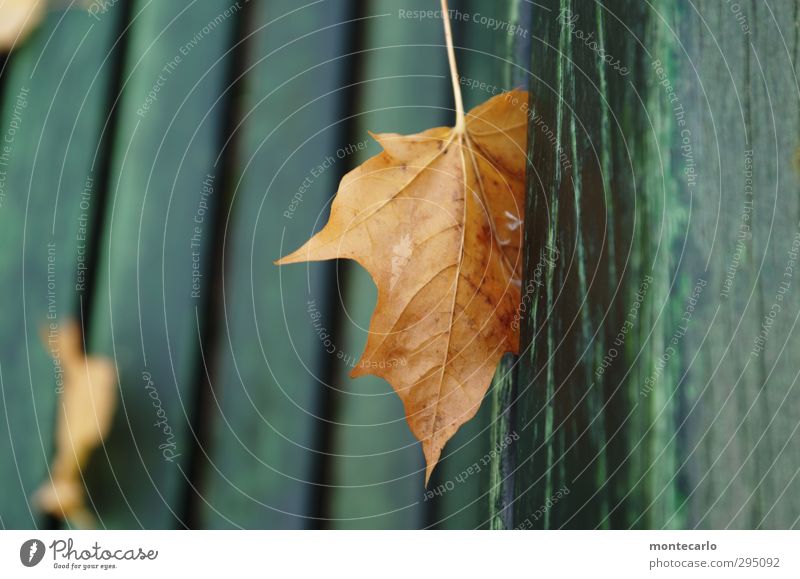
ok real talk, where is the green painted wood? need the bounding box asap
[85,0,240,528]
[0,7,123,529]
[513,0,686,531]
[674,0,800,529]
[323,0,452,530]
[513,0,800,530]
[3,0,795,533]
[197,0,357,529]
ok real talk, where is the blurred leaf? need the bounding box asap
[0,0,46,53]
[33,320,117,528]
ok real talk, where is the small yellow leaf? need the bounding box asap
[33,320,117,528]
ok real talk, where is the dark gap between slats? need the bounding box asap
[0,53,9,99]
[311,2,368,530]
[76,0,134,339]
[64,0,135,531]
[178,0,253,530]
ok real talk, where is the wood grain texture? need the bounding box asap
[676,0,800,529]
[514,0,800,529]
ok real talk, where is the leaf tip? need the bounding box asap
[422,439,442,487]
[274,247,305,266]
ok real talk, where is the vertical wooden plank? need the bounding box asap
[0,7,123,528]
[514,0,800,530]
[514,0,686,529]
[86,0,239,528]
[678,0,800,529]
[618,0,686,528]
[324,0,451,529]
[198,0,357,529]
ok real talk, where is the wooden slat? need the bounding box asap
[514,0,800,529]
[197,0,357,529]
[323,0,452,530]
[514,0,686,530]
[0,7,123,528]
[85,0,239,528]
[678,0,800,529]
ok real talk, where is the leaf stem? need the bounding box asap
[440,0,465,132]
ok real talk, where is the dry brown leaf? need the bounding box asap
[277,89,528,482]
[0,0,46,53]
[33,320,117,528]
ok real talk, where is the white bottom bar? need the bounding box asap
[1,531,797,577]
